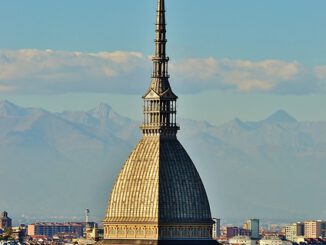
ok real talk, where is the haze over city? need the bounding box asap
[1,0,325,227]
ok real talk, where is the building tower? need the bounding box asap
[101,0,217,244]
[244,219,260,239]
[285,223,304,242]
[0,211,12,230]
[84,209,92,239]
[304,220,324,239]
[212,218,221,239]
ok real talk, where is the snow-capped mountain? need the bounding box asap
[0,100,325,221]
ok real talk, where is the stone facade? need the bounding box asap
[103,137,214,241]
[101,0,217,244]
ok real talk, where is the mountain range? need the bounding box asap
[0,100,325,222]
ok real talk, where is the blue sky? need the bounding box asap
[0,0,326,125]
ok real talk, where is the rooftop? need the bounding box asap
[29,222,85,227]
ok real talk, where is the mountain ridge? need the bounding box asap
[0,101,325,220]
[262,109,298,124]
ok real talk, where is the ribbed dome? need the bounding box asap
[105,136,212,224]
[101,0,216,243]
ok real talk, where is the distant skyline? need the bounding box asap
[1,0,326,125]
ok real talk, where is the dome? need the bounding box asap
[105,136,212,224]
[100,0,216,243]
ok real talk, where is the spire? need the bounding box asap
[154,0,167,66]
[141,0,179,137]
[150,0,172,91]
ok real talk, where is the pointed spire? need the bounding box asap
[152,0,169,80]
[141,0,179,137]
[146,0,176,97]
[156,0,166,29]
[155,0,167,60]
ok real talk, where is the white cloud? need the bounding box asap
[171,58,312,94]
[0,49,150,94]
[315,65,326,80]
[0,49,325,95]
[172,57,220,80]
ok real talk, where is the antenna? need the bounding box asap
[85,209,90,228]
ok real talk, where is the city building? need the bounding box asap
[0,211,12,230]
[229,236,256,245]
[77,227,104,245]
[11,225,27,243]
[304,220,324,239]
[291,236,306,244]
[244,219,260,239]
[259,236,292,245]
[227,227,240,239]
[226,227,251,239]
[101,0,217,244]
[212,219,221,239]
[243,223,249,230]
[27,222,94,238]
[321,221,326,238]
[285,222,304,242]
[305,238,326,244]
[268,224,285,233]
[0,241,18,245]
